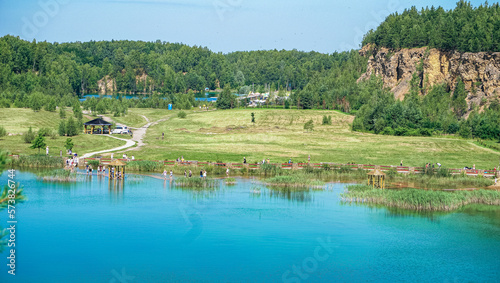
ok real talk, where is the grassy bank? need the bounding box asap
[341,185,500,211]
[3,108,500,169]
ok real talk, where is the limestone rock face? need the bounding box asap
[359,44,500,114]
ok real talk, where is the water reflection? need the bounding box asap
[267,187,314,203]
[108,178,125,202]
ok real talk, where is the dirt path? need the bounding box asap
[81,135,136,158]
[80,113,172,157]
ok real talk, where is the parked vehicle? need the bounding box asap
[111,126,129,134]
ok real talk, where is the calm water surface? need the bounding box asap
[1,171,499,282]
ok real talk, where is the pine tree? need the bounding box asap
[30,133,46,154]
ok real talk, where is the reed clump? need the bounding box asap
[341,185,500,211]
[174,177,219,189]
[265,174,324,188]
[225,177,236,185]
[37,169,78,182]
[10,155,64,168]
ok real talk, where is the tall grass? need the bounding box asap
[265,174,324,188]
[341,185,500,211]
[126,160,163,172]
[10,155,64,168]
[37,169,78,182]
[174,177,219,189]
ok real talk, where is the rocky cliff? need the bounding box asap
[358,44,500,115]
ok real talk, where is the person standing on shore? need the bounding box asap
[226,168,229,177]
[189,169,192,178]
[163,169,167,179]
[170,170,173,179]
[203,170,207,179]
[200,170,203,178]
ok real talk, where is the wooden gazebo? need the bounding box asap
[84,118,112,134]
[108,159,126,179]
[367,169,386,189]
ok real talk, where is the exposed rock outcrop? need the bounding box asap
[359,44,500,114]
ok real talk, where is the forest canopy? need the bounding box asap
[362,1,500,52]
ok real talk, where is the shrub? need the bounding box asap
[419,128,433,136]
[394,127,408,136]
[382,127,394,135]
[23,127,36,143]
[304,119,314,131]
[178,111,187,118]
[0,126,6,139]
[38,127,52,136]
[59,107,66,119]
[322,115,332,125]
[58,120,66,136]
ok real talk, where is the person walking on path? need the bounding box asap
[308,154,311,163]
[46,146,49,156]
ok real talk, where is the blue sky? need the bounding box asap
[0,0,489,53]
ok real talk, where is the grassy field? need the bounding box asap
[109,109,177,128]
[0,108,126,156]
[2,107,500,169]
[128,108,500,169]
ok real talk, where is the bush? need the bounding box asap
[394,127,408,136]
[382,127,394,135]
[178,111,187,118]
[419,128,433,136]
[23,127,36,143]
[0,126,6,139]
[304,119,314,131]
[38,127,52,136]
[58,120,66,136]
[322,115,332,125]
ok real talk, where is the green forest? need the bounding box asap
[362,0,500,52]
[0,1,499,141]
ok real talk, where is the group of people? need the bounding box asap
[425,162,442,169]
[122,154,134,160]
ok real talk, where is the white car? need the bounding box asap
[112,126,129,134]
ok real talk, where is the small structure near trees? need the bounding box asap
[83,118,112,134]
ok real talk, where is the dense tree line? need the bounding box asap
[362,1,500,52]
[0,35,350,98]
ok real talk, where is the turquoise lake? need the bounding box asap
[1,171,499,282]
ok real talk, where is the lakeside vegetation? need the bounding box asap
[341,184,500,211]
[36,169,78,182]
[264,174,324,189]
[174,177,219,189]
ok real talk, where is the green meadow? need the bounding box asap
[1,108,500,170]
